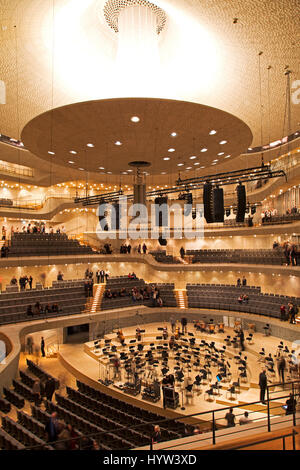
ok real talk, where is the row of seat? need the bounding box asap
[1,415,52,450]
[26,359,60,390]
[76,380,186,436]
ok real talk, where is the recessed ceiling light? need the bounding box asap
[115,141,122,146]
[224,155,231,158]
[218,152,224,156]
[211,163,217,165]
[177,163,184,166]
[190,156,197,159]
[107,171,112,174]
[122,171,128,174]
[168,148,175,152]
[194,162,200,165]
[48,151,55,155]
[87,143,94,147]
[70,150,77,154]
[163,157,170,160]
[186,167,192,170]
[201,148,207,152]
[131,116,140,122]
[98,166,105,169]
[213,159,218,162]
[219,140,227,145]
[200,166,205,168]
[78,167,84,170]
[161,171,166,174]
[68,161,74,164]
[171,132,177,137]
[209,130,217,135]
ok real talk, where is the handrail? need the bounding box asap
[200,428,298,450]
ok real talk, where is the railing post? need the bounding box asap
[267,386,271,432]
[212,411,216,445]
[282,437,285,450]
[292,382,296,427]
[150,438,153,451]
[292,429,296,450]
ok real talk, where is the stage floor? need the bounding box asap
[58,322,294,427]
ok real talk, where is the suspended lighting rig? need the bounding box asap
[73,164,286,206]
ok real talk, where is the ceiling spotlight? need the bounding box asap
[177,163,184,166]
[163,157,170,160]
[131,116,140,122]
[186,167,192,170]
[168,148,175,152]
[194,162,200,165]
[161,171,166,174]
[190,156,197,159]
[115,141,122,146]
[48,151,55,155]
[98,166,105,169]
[201,148,207,152]
[78,167,84,170]
[171,132,177,137]
[107,171,112,174]
[218,152,224,156]
[87,143,94,147]
[213,159,218,162]
[224,155,231,158]
[219,140,227,145]
[209,130,217,135]
[68,161,74,164]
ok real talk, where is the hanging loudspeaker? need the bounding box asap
[213,187,224,223]
[236,184,246,222]
[203,182,214,223]
[155,196,168,227]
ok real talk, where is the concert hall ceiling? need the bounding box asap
[0,0,299,185]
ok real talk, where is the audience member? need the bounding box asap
[239,411,252,425]
[225,408,236,427]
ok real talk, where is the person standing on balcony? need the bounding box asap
[259,369,267,404]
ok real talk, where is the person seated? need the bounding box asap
[33,301,41,315]
[10,276,18,285]
[26,305,33,317]
[169,335,175,349]
[285,393,297,415]
[273,240,279,249]
[57,271,63,281]
[142,288,150,300]
[44,304,51,314]
[162,326,168,340]
[136,327,141,341]
[51,304,59,313]
[117,329,125,345]
[195,320,201,330]
[105,289,113,299]
[238,295,243,303]
[157,296,163,307]
[119,287,126,297]
[239,411,252,425]
[243,294,249,303]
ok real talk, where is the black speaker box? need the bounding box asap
[236,184,246,222]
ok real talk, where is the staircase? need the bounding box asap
[175,289,187,309]
[84,284,105,314]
